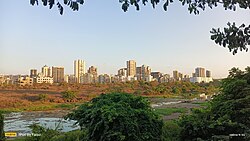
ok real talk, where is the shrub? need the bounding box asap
[66,93,164,141]
[51,130,85,141]
[162,121,181,141]
[38,94,48,101]
[61,91,77,102]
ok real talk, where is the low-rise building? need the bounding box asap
[18,76,33,86]
[34,76,53,84]
[190,77,213,83]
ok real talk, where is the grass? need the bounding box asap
[54,103,80,109]
[0,109,22,114]
[1,103,81,113]
[154,108,187,116]
[193,101,210,107]
[8,136,26,141]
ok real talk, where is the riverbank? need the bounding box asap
[3,98,208,136]
[4,110,79,135]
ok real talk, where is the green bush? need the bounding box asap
[51,130,85,141]
[162,121,181,141]
[38,94,48,101]
[66,93,164,141]
[61,91,77,102]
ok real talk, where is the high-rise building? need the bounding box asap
[127,60,136,77]
[192,73,196,77]
[190,67,213,83]
[206,70,211,77]
[52,66,64,83]
[173,70,179,81]
[136,67,142,80]
[88,66,97,76]
[118,68,127,76]
[151,72,163,81]
[30,69,37,78]
[42,65,51,77]
[178,72,183,80]
[136,65,151,81]
[88,66,98,83]
[195,67,205,77]
[74,60,86,83]
[183,74,190,82]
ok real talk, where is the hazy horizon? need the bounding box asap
[1,1,250,79]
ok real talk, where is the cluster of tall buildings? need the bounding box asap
[0,60,213,86]
[190,67,213,83]
[116,60,152,82]
[28,60,98,84]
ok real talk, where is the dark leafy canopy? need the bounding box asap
[30,0,250,13]
[66,93,163,141]
[0,113,4,141]
[30,0,84,15]
[178,67,250,140]
[211,22,250,55]
[30,0,250,54]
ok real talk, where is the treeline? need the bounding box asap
[105,80,219,97]
[1,80,219,99]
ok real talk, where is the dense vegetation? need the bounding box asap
[0,113,4,141]
[66,93,164,141]
[178,67,250,140]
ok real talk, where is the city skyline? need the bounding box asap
[0,59,213,85]
[1,59,212,78]
[1,1,250,78]
[0,58,247,79]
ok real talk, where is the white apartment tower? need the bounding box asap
[74,59,86,83]
[42,65,51,77]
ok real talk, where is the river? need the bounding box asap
[4,110,79,135]
[3,99,202,135]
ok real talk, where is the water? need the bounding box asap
[4,111,80,135]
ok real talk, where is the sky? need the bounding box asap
[0,0,249,78]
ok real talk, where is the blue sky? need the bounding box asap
[0,0,249,78]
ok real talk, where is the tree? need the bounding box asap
[66,93,164,141]
[29,0,250,54]
[178,67,250,140]
[0,113,5,141]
